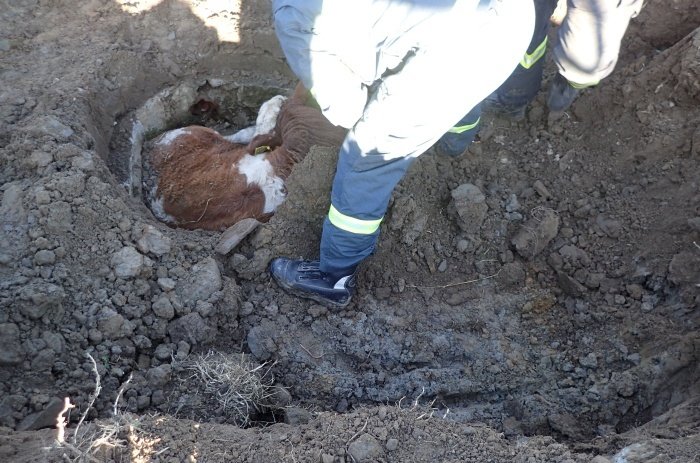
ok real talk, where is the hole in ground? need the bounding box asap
[105,77,289,225]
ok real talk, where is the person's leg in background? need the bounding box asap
[548,0,645,114]
[433,0,555,158]
[488,0,559,118]
[433,103,481,157]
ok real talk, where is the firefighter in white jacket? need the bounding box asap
[270,0,535,308]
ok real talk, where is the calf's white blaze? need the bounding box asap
[236,154,286,213]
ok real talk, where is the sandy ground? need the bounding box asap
[0,0,699,462]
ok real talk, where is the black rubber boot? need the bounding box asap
[270,258,356,309]
[547,73,581,113]
[483,94,528,121]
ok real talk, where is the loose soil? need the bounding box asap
[0,1,698,462]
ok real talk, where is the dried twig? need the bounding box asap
[73,353,102,444]
[299,342,324,359]
[347,418,369,444]
[406,270,501,289]
[113,373,133,416]
[182,197,213,224]
[55,398,75,444]
[412,387,426,409]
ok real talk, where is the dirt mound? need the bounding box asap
[0,1,698,462]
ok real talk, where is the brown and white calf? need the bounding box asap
[145,85,345,231]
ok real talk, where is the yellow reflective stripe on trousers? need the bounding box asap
[569,80,597,89]
[448,117,481,134]
[520,36,547,69]
[328,205,382,235]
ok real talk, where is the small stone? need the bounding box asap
[34,189,51,205]
[42,331,64,353]
[456,239,471,253]
[348,433,382,462]
[19,283,65,320]
[167,313,215,345]
[176,257,222,306]
[31,349,55,371]
[97,307,125,339]
[579,353,598,369]
[146,364,172,387]
[29,115,74,140]
[386,438,399,452]
[533,180,552,199]
[133,335,152,350]
[240,301,254,316]
[196,300,215,317]
[449,183,488,235]
[152,296,175,320]
[590,456,611,463]
[154,344,173,361]
[46,201,73,233]
[28,150,53,168]
[283,407,312,425]
[321,454,334,463]
[505,193,520,212]
[34,250,56,265]
[176,341,191,358]
[497,262,526,287]
[557,271,586,297]
[111,246,144,279]
[688,217,700,232]
[88,328,103,343]
[71,152,95,171]
[136,225,171,257]
[511,208,559,259]
[157,277,176,292]
[547,413,583,439]
[596,214,622,238]
[0,323,24,366]
[151,390,166,406]
[270,386,292,407]
[247,325,274,361]
[668,251,700,286]
[613,371,636,397]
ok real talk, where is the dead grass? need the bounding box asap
[49,353,152,463]
[182,351,277,427]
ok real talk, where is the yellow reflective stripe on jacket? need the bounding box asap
[520,36,547,69]
[328,205,382,235]
[448,117,481,134]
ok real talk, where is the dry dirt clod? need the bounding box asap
[347,433,383,462]
[511,207,560,259]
